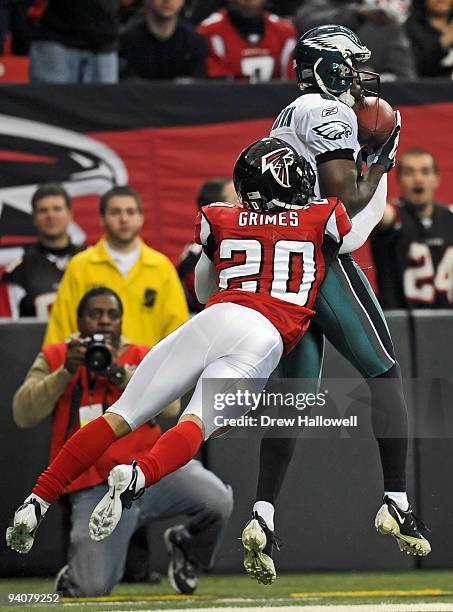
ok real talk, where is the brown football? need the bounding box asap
[353,96,396,148]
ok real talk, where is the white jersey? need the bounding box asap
[271,93,361,199]
[270,92,386,252]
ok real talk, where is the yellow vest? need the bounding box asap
[44,238,188,346]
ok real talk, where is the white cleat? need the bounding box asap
[242,513,279,585]
[375,495,431,557]
[89,461,144,542]
[6,496,48,554]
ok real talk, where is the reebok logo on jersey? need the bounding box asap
[322,106,338,117]
[261,147,294,188]
[313,121,352,141]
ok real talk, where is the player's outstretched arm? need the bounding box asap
[318,113,401,218]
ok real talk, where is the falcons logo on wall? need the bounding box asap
[261,147,294,188]
[0,114,128,267]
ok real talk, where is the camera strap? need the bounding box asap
[87,369,111,414]
[65,375,83,440]
[65,371,113,440]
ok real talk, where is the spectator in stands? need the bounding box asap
[13,286,233,596]
[294,0,416,81]
[29,0,120,83]
[120,0,208,80]
[406,0,453,77]
[44,186,188,346]
[1,183,84,319]
[178,178,236,313]
[0,0,31,55]
[119,0,142,26]
[198,0,297,81]
[371,149,453,309]
[185,1,300,23]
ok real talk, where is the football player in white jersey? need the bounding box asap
[242,25,431,586]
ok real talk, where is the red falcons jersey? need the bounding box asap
[195,200,352,353]
[197,10,297,81]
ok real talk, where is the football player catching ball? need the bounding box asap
[243,24,430,586]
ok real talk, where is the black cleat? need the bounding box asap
[164,525,198,595]
[375,495,431,556]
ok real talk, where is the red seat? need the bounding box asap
[0,56,29,83]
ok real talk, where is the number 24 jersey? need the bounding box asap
[195,200,352,353]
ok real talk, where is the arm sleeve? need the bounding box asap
[43,260,79,346]
[339,174,387,254]
[195,209,216,260]
[302,103,358,167]
[195,250,218,304]
[325,201,353,242]
[13,353,72,428]
[197,26,229,78]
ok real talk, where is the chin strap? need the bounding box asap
[338,91,355,107]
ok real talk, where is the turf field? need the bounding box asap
[1,571,453,612]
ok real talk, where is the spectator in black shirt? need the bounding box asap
[371,149,453,309]
[406,0,453,77]
[29,0,120,83]
[1,183,84,319]
[120,0,208,80]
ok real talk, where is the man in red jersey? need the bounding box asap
[7,137,351,553]
[198,0,297,81]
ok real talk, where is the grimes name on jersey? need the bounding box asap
[238,210,299,226]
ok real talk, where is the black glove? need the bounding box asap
[368,110,401,173]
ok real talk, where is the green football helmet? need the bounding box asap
[295,25,376,105]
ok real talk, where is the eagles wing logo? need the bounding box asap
[313,121,353,141]
[261,147,294,188]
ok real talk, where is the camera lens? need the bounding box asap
[85,334,112,373]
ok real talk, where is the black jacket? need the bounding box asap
[406,14,453,77]
[33,0,120,52]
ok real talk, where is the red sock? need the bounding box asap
[137,421,203,487]
[33,417,117,503]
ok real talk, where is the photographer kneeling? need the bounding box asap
[13,287,233,597]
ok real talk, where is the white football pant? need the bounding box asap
[107,303,283,438]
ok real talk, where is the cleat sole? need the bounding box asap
[6,523,34,554]
[375,505,431,557]
[89,467,129,541]
[242,520,276,585]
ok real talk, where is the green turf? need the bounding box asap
[1,571,453,611]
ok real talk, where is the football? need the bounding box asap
[353,96,396,148]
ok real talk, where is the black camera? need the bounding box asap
[84,334,112,373]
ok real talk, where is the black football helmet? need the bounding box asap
[295,25,379,106]
[233,137,316,212]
